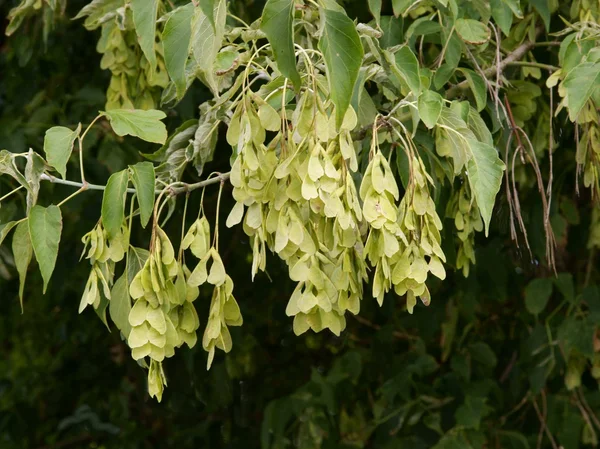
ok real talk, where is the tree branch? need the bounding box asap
[446,31,542,98]
[40,172,230,196]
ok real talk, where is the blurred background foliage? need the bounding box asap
[2,0,600,448]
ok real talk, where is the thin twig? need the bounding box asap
[446,27,543,98]
[352,315,418,341]
[532,396,560,449]
[40,172,230,196]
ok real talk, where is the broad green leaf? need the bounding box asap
[24,150,46,214]
[29,205,62,294]
[318,6,364,128]
[0,221,18,247]
[379,16,403,48]
[490,0,512,35]
[199,0,216,29]
[129,162,155,228]
[455,18,490,45]
[43,124,81,179]
[131,0,158,70]
[0,149,29,190]
[261,0,301,90]
[109,274,132,340]
[102,170,128,239]
[418,90,443,129]
[455,396,491,429]
[529,0,550,31]
[163,3,194,100]
[393,46,421,95]
[12,221,32,311]
[368,0,381,26]
[562,62,600,122]
[525,278,553,315]
[392,0,413,17]
[466,140,505,236]
[436,106,476,174]
[192,0,226,94]
[554,272,574,302]
[102,109,168,144]
[459,68,487,112]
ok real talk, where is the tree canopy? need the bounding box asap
[2,0,600,448]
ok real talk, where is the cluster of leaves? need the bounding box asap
[3,0,600,447]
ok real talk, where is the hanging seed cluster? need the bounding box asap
[225,85,369,336]
[447,183,483,277]
[79,222,127,312]
[362,134,446,314]
[127,226,200,401]
[79,4,169,110]
[184,216,243,369]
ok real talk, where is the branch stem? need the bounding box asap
[447,28,543,98]
[40,172,230,196]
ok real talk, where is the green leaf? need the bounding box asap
[368,0,381,26]
[418,90,443,129]
[529,0,550,31]
[43,124,81,179]
[199,0,216,29]
[109,274,132,340]
[562,62,600,122]
[102,170,128,239]
[0,221,19,247]
[261,0,301,90]
[102,109,168,144]
[318,6,364,128]
[525,278,553,315]
[192,0,226,94]
[392,0,413,17]
[455,396,492,429]
[28,205,62,294]
[490,0,512,35]
[455,18,490,45]
[0,149,29,190]
[459,68,487,112]
[131,0,158,70]
[379,16,403,48]
[554,273,574,302]
[163,3,194,100]
[129,162,155,229]
[466,140,505,236]
[12,221,32,311]
[393,46,421,95]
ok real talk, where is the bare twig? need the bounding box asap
[352,315,419,341]
[532,396,560,449]
[40,172,230,197]
[447,27,543,98]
